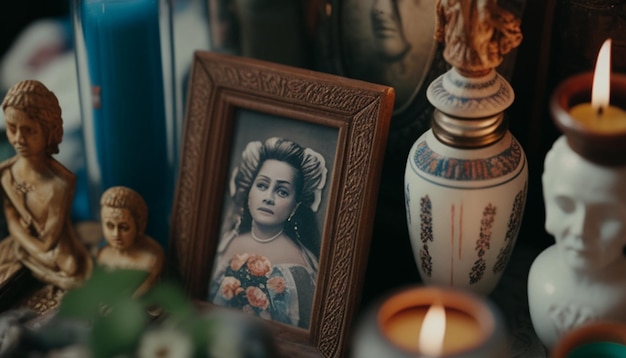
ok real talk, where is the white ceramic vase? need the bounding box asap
[404,68,528,295]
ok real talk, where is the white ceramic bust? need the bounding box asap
[528,136,626,349]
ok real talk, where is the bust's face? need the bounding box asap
[543,139,626,272]
[101,206,138,251]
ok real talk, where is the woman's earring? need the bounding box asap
[293,219,300,240]
[288,204,300,238]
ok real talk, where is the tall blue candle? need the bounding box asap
[77,0,176,247]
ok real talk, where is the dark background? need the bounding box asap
[0,1,69,60]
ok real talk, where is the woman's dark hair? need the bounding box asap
[231,137,326,258]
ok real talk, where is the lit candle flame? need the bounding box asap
[418,302,446,356]
[592,38,612,114]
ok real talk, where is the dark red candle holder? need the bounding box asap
[550,72,626,166]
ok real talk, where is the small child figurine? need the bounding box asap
[97,186,164,297]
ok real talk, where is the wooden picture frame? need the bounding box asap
[169,51,394,357]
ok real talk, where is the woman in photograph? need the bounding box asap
[208,137,327,329]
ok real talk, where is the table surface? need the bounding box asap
[490,244,549,358]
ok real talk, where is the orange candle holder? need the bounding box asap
[550,321,626,358]
[352,286,509,357]
[550,72,626,166]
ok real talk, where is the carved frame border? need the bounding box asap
[169,51,394,357]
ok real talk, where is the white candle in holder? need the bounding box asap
[352,286,509,358]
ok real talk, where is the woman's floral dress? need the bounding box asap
[208,239,318,329]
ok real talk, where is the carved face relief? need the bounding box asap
[342,0,435,112]
[371,0,410,61]
[101,206,138,251]
[248,160,299,230]
[543,139,626,272]
[4,107,47,158]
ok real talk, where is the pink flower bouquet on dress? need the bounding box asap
[217,253,287,319]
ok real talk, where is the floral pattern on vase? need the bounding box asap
[470,204,496,285]
[418,194,434,277]
[493,186,526,274]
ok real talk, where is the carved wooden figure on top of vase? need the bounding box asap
[97,186,165,298]
[0,80,93,315]
[435,0,523,77]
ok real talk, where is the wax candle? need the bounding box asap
[549,40,626,166]
[354,286,510,358]
[569,39,626,132]
[78,0,176,246]
[569,105,626,131]
[383,305,482,354]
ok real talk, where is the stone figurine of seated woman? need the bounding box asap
[0,80,93,313]
[97,186,165,298]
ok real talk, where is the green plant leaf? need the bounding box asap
[89,297,148,358]
[58,266,149,319]
[139,280,195,323]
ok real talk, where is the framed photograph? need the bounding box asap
[317,0,437,116]
[169,51,394,357]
